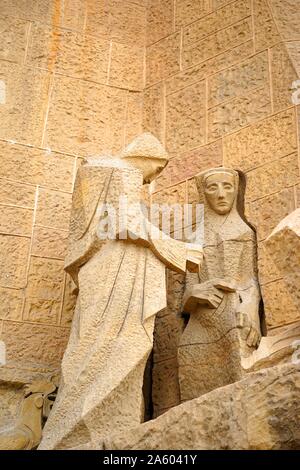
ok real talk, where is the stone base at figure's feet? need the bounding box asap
[100,363,300,450]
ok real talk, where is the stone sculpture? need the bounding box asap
[0,381,56,450]
[243,209,300,371]
[264,208,300,318]
[178,167,261,402]
[104,363,300,450]
[39,133,202,450]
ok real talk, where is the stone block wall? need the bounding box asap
[145,0,300,416]
[0,0,299,422]
[0,0,146,393]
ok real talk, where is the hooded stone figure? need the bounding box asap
[178,167,261,402]
[39,133,202,450]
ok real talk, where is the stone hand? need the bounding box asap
[186,244,203,273]
[236,311,261,348]
[183,278,236,313]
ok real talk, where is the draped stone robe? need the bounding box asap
[40,159,188,450]
[178,195,261,402]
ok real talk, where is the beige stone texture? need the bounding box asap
[27,24,110,84]
[25,257,64,303]
[269,0,300,41]
[143,83,165,143]
[0,0,86,32]
[253,0,281,52]
[0,206,33,237]
[32,227,68,260]
[248,188,299,332]
[286,41,300,77]
[223,109,297,171]
[166,270,186,319]
[147,0,174,46]
[125,92,143,146]
[152,271,185,417]
[257,242,280,286]
[0,235,30,289]
[36,189,72,231]
[153,313,182,365]
[152,182,186,206]
[0,384,24,430]
[175,0,211,28]
[208,86,271,141]
[261,280,299,329]
[297,185,300,209]
[0,141,75,192]
[109,42,144,91]
[208,52,269,108]
[152,358,181,416]
[166,41,254,95]
[263,209,300,328]
[242,322,300,371]
[250,188,296,241]
[0,288,24,321]
[85,0,146,45]
[146,33,181,86]
[0,63,51,146]
[245,153,299,202]
[0,15,29,64]
[23,296,62,326]
[183,0,251,47]
[0,320,70,372]
[0,179,36,208]
[155,141,223,191]
[152,270,185,417]
[212,0,235,8]
[105,364,300,450]
[182,18,252,69]
[187,178,199,204]
[166,81,206,153]
[23,257,64,325]
[44,75,128,156]
[60,275,77,327]
[270,43,298,113]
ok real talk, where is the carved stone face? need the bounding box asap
[203,172,236,215]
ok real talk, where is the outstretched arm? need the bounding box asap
[116,210,203,274]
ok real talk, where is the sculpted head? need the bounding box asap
[121,132,168,184]
[122,156,167,184]
[196,168,239,215]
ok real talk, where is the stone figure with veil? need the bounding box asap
[39,133,203,450]
[178,167,261,402]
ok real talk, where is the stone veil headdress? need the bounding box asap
[121,132,169,163]
[195,167,239,211]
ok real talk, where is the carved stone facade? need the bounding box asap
[0,0,299,450]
